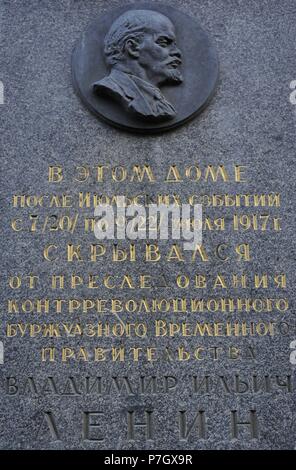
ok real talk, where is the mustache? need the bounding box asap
[166,57,182,68]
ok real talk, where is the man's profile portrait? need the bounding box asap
[93,9,183,121]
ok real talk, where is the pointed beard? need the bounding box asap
[164,68,183,84]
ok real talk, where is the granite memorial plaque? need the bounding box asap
[0,0,296,451]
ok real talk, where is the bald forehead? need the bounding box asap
[109,10,175,35]
[145,11,174,29]
[133,13,175,46]
[148,14,175,36]
[104,10,177,59]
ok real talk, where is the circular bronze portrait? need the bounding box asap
[72,3,219,133]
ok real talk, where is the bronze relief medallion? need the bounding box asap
[72,3,219,132]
